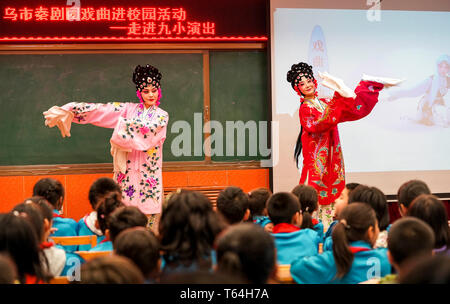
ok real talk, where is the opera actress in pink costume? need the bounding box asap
[43,64,169,224]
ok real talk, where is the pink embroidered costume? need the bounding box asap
[44,65,169,215]
[287,63,402,207]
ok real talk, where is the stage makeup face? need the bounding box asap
[297,76,316,98]
[141,85,159,108]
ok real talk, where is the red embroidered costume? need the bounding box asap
[299,80,384,205]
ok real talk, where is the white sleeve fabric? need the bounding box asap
[43,106,74,138]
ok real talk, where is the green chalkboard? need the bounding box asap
[0,53,204,165]
[209,51,269,161]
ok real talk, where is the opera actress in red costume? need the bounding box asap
[287,62,401,227]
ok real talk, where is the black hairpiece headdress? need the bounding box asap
[286,62,315,90]
[132,64,162,91]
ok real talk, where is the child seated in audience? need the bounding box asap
[0,212,50,283]
[267,192,319,265]
[13,199,65,277]
[377,217,435,284]
[108,206,148,247]
[290,203,391,284]
[114,227,161,283]
[248,187,272,229]
[159,190,226,276]
[215,222,276,284]
[348,185,390,249]
[407,194,450,256]
[73,255,144,284]
[399,255,450,284]
[324,183,360,247]
[89,192,124,252]
[397,180,431,217]
[77,177,121,250]
[33,178,77,252]
[216,186,250,225]
[292,185,323,241]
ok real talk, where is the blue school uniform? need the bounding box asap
[89,239,113,252]
[271,224,320,265]
[253,216,272,228]
[60,252,84,276]
[52,210,78,252]
[312,219,324,242]
[77,211,105,251]
[290,240,391,284]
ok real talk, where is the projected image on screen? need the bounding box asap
[273,9,450,173]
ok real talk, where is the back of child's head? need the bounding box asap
[108,206,148,243]
[76,255,144,284]
[0,254,17,284]
[114,227,160,280]
[88,177,121,210]
[348,184,390,231]
[215,223,276,284]
[96,192,125,235]
[388,217,435,267]
[23,196,53,223]
[0,212,49,283]
[397,180,431,210]
[159,189,225,267]
[12,202,45,243]
[399,255,450,284]
[248,187,272,218]
[267,192,300,226]
[407,194,450,249]
[332,203,378,279]
[291,185,318,229]
[216,186,249,224]
[32,178,65,210]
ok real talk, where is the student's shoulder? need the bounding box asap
[300,228,320,241]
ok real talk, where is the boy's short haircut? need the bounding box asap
[108,206,148,242]
[88,178,121,209]
[388,217,435,266]
[267,192,300,226]
[397,180,431,209]
[248,188,272,217]
[216,186,249,224]
[114,228,160,279]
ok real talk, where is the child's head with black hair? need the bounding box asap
[332,203,379,279]
[12,202,46,244]
[22,197,54,243]
[159,189,226,270]
[267,192,302,226]
[108,206,148,243]
[407,194,450,250]
[96,192,125,236]
[387,217,435,279]
[399,255,450,284]
[248,187,272,219]
[0,212,50,283]
[291,185,318,229]
[88,177,122,210]
[32,178,65,211]
[75,255,144,284]
[335,183,360,219]
[215,223,276,284]
[216,186,250,225]
[0,254,17,284]
[348,184,390,231]
[114,227,160,281]
[397,180,431,216]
